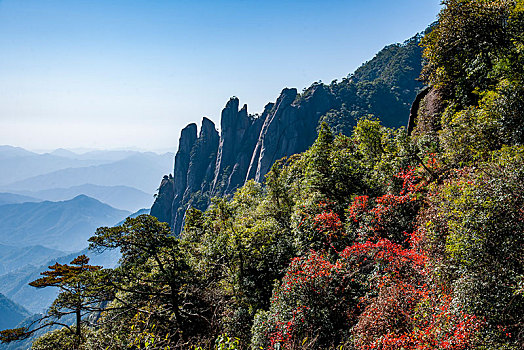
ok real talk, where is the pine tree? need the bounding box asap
[0,255,109,348]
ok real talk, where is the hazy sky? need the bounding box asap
[0,0,442,152]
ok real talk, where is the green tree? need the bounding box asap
[421,0,513,105]
[31,327,92,350]
[305,122,334,198]
[0,255,107,348]
[182,181,295,343]
[421,0,524,166]
[88,214,201,347]
[419,147,524,347]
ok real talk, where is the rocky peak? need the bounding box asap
[246,86,333,182]
[168,117,220,233]
[201,117,218,139]
[212,98,263,195]
[275,88,298,110]
[152,34,425,235]
[150,123,197,228]
[173,123,197,191]
[239,103,248,116]
[221,97,240,131]
[176,124,198,165]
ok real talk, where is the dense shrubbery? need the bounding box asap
[2,1,523,348]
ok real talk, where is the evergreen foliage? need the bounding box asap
[0,255,108,349]
[3,1,523,348]
[321,33,424,135]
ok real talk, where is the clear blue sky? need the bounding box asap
[0,0,442,152]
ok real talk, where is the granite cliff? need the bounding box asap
[151,34,425,234]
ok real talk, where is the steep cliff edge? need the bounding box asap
[151,34,425,234]
[212,98,264,196]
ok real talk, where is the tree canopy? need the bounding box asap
[4,1,524,348]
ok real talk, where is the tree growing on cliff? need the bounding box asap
[0,255,109,348]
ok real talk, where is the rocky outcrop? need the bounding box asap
[212,98,264,196]
[409,86,445,137]
[150,175,174,226]
[151,33,425,235]
[186,117,220,197]
[151,84,362,235]
[151,123,197,230]
[407,87,430,136]
[151,119,220,234]
[151,86,336,234]
[248,85,334,182]
[177,117,219,233]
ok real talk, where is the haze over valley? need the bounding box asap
[6,1,521,350]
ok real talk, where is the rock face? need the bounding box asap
[248,85,334,182]
[151,119,219,234]
[212,98,264,195]
[151,33,425,235]
[151,86,336,235]
[409,86,446,138]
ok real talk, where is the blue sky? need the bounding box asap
[0,0,442,152]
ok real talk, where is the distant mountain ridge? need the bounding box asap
[0,149,168,211]
[0,148,173,197]
[0,195,129,251]
[0,193,40,206]
[0,244,65,276]
[0,206,145,316]
[0,146,35,159]
[0,293,30,331]
[12,184,153,212]
[2,153,173,193]
[115,208,150,226]
[151,33,425,235]
[0,148,109,186]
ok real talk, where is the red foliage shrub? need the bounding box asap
[264,251,362,349]
[344,238,482,350]
[262,161,485,349]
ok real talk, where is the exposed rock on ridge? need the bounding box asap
[212,98,264,196]
[151,119,220,234]
[151,86,337,234]
[151,33,425,235]
[249,85,334,182]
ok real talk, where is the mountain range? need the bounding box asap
[11,184,153,212]
[0,146,171,334]
[0,146,108,186]
[0,293,30,331]
[0,244,65,276]
[1,152,173,194]
[151,33,425,235]
[0,195,129,251]
[0,193,40,206]
[0,148,172,211]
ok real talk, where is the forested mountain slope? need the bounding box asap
[151,33,425,235]
[2,2,524,349]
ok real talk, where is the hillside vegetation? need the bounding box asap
[2,1,523,349]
